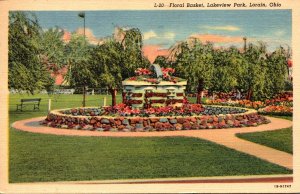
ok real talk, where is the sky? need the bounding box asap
[33,10,291,53]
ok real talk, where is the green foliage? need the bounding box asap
[243,42,267,99]
[241,43,289,100]
[91,39,123,89]
[154,56,169,67]
[89,28,150,105]
[65,34,89,63]
[36,28,66,72]
[211,47,242,93]
[120,28,150,78]
[9,11,54,94]
[264,47,289,97]
[173,40,214,93]
[284,80,293,91]
[172,39,290,101]
[64,34,96,88]
[9,11,290,102]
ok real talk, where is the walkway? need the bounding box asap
[12,116,293,170]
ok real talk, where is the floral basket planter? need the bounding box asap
[41,106,270,132]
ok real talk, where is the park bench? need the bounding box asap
[16,98,41,111]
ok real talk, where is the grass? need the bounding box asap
[9,94,292,183]
[236,116,293,154]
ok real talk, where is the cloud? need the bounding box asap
[75,28,104,45]
[143,30,176,41]
[274,30,286,37]
[162,32,176,40]
[202,25,241,31]
[143,30,158,40]
[189,34,243,43]
[142,44,170,63]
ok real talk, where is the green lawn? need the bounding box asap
[236,116,293,154]
[9,94,292,183]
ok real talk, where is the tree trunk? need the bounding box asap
[110,88,117,106]
[196,79,204,104]
[122,91,126,104]
[246,89,252,100]
[82,86,86,107]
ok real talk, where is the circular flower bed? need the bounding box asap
[41,105,270,132]
[58,105,247,117]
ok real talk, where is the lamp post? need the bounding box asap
[78,12,85,42]
[78,12,87,107]
[243,37,247,52]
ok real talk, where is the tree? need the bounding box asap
[90,40,123,106]
[36,27,66,73]
[64,34,95,106]
[117,27,150,78]
[238,42,289,100]
[88,27,150,106]
[173,40,214,103]
[241,42,268,100]
[210,47,241,94]
[9,11,54,94]
[264,47,288,97]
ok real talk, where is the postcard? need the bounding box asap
[0,0,299,193]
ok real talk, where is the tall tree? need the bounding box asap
[264,47,288,97]
[90,40,123,106]
[242,42,268,100]
[173,40,214,103]
[9,11,54,94]
[117,27,150,78]
[64,34,94,106]
[211,47,240,94]
[88,27,150,106]
[36,28,66,73]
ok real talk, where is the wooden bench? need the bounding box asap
[16,98,41,111]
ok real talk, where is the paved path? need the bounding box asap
[12,116,293,169]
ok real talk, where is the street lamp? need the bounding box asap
[78,12,86,43]
[243,37,247,52]
[78,12,87,107]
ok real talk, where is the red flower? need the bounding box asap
[135,68,152,76]
[183,96,189,104]
[161,67,175,75]
[129,77,137,81]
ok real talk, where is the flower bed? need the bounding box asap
[265,92,293,107]
[56,104,248,117]
[41,105,270,132]
[205,99,265,110]
[258,105,293,116]
[204,91,293,116]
